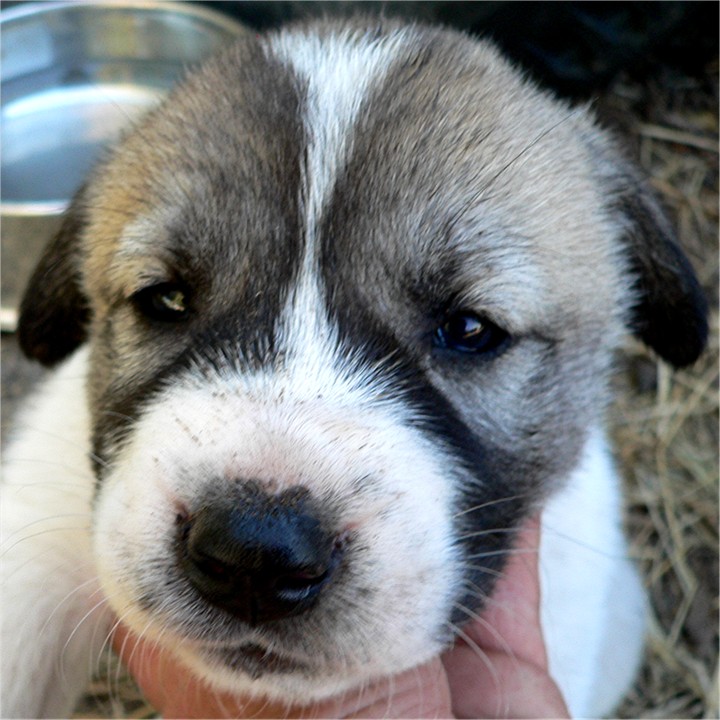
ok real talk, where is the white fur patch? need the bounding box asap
[266,26,411,258]
[540,430,646,717]
[1,351,110,718]
[265,26,416,403]
[266,26,414,374]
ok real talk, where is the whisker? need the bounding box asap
[459,562,505,579]
[451,108,586,227]
[99,409,138,424]
[451,601,516,660]
[0,518,92,559]
[485,110,585,194]
[456,526,518,541]
[0,464,93,486]
[541,519,631,560]
[464,546,539,561]
[58,592,112,692]
[6,423,110,470]
[446,619,505,715]
[40,574,102,637]
[456,579,528,624]
[452,493,529,519]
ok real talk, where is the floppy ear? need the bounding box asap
[618,181,708,368]
[17,188,90,366]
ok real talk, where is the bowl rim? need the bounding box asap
[0,0,245,35]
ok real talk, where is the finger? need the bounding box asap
[444,645,569,719]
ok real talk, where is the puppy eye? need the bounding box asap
[433,312,508,355]
[133,283,190,322]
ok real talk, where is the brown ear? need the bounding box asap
[616,179,708,368]
[17,189,90,366]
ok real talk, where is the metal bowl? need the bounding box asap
[1,1,244,329]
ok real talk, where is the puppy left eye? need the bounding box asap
[132,283,191,322]
[433,312,509,355]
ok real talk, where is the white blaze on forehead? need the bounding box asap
[264,27,413,380]
[265,26,411,252]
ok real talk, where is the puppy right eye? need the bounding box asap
[132,283,191,322]
[433,311,509,356]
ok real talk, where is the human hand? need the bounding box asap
[112,515,568,718]
[440,515,569,718]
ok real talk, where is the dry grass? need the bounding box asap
[607,64,719,719]
[72,63,719,720]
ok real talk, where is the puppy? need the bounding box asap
[1,19,707,719]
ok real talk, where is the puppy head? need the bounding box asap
[18,21,707,700]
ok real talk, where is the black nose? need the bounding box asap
[179,489,343,624]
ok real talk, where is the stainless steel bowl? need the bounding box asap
[1,1,244,329]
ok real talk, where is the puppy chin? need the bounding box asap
[114,616,446,705]
[171,643,384,703]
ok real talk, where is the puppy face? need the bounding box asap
[18,21,706,700]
